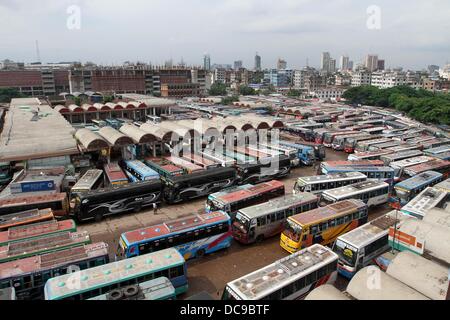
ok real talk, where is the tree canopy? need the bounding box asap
[221,95,239,105]
[0,88,27,103]
[342,85,450,125]
[208,83,227,96]
[239,85,256,96]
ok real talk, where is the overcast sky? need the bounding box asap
[0,0,449,70]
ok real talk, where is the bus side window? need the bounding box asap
[276,211,285,221]
[257,217,266,226]
[336,217,344,225]
[310,225,318,235]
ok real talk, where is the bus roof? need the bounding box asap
[405,159,450,176]
[104,162,127,182]
[0,193,67,208]
[238,193,318,219]
[72,169,103,190]
[125,160,160,177]
[347,266,429,300]
[44,248,184,300]
[212,180,284,204]
[290,199,366,226]
[322,180,389,200]
[386,251,448,300]
[0,242,108,279]
[122,211,230,245]
[226,244,337,300]
[380,150,423,162]
[424,145,450,155]
[304,284,351,300]
[322,160,384,167]
[401,187,449,219]
[394,171,443,191]
[297,172,367,184]
[0,208,54,229]
[337,210,410,249]
[164,156,204,173]
[434,178,450,192]
[389,156,435,169]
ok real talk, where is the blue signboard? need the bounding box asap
[20,180,55,193]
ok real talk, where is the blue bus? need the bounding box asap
[277,141,316,166]
[424,145,450,157]
[119,211,232,260]
[124,160,160,181]
[391,171,444,206]
[322,166,395,186]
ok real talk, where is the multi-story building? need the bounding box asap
[377,60,385,71]
[213,68,226,84]
[264,69,293,87]
[277,58,287,70]
[254,53,261,71]
[351,69,372,87]
[370,70,407,89]
[335,73,352,86]
[234,60,243,70]
[329,59,336,73]
[339,56,350,71]
[365,54,379,72]
[203,54,211,71]
[311,87,346,100]
[321,52,331,73]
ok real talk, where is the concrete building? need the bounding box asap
[213,68,226,84]
[311,87,346,101]
[329,59,336,73]
[370,70,407,89]
[351,70,372,86]
[365,54,379,72]
[277,58,287,70]
[234,60,243,70]
[203,54,211,71]
[254,53,261,71]
[321,52,331,73]
[377,59,385,71]
[340,56,350,71]
[264,69,293,87]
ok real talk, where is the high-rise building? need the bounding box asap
[329,59,336,73]
[428,65,439,74]
[365,54,379,72]
[277,58,287,70]
[203,54,211,71]
[254,53,261,71]
[377,60,385,71]
[321,52,331,72]
[339,56,350,71]
[234,60,243,70]
[348,61,354,71]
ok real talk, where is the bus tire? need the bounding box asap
[94,213,103,222]
[108,289,124,300]
[197,249,206,258]
[133,205,142,213]
[124,285,139,297]
[256,235,264,243]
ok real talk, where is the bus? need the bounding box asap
[424,145,450,157]
[434,178,450,193]
[400,187,448,220]
[344,135,379,153]
[144,158,184,179]
[124,160,160,181]
[70,169,103,196]
[205,180,285,216]
[119,211,232,260]
[44,248,188,300]
[0,193,69,218]
[304,284,351,300]
[0,219,77,246]
[181,153,221,169]
[314,128,335,144]
[368,141,403,151]
[222,244,338,300]
[332,210,411,279]
[348,150,394,161]
[104,162,128,186]
[361,127,386,135]
[232,193,319,244]
[0,287,16,300]
[163,167,237,204]
[291,140,326,161]
[280,199,368,253]
[294,172,367,195]
[235,146,272,161]
[386,144,422,153]
[404,136,435,146]
[331,133,367,151]
[355,138,392,152]
[0,208,54,231]
[72,180,163,222]
[347,266,429,300]
[380,150,423,166]
[321,160,384,172]
[89,277,176,301]
[235,155,291,185]
[422,138,450,149]
[223,149,257,164]
[321,166,395,185]
[0,231,90,263]
[389,156,435,180]
[0,162,12,186]
[164,156,204,174]
[391,171,444,206]
[200,149,236,167]
[323,131,355,148]
[321,180,390,207]
[256,142,297,161]
[124,169,139,182]
[276,141,316,166]
[404,159,450,178]
[0,242,109,300]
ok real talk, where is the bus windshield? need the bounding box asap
[394,187,410,202]
[282,220,302,242]
[294,181,307,193]
[234,212,250,233]
[333,239,357,267]
[206,198,223,212]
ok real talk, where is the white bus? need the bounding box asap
[321,180,390,208]
[200,149,236,167]
[293,172,367,195]
[400,186,449,220]
[348,150,393,161]
[389,156,435,180]
[380,150,423,166]
[70,169,103,196]
[222,244,338,300]
[333,210,411,279]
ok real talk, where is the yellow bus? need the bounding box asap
[280,199,368,254]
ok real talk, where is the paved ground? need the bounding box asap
[77,148,392,299]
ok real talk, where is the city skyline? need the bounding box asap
[0,0,449,70]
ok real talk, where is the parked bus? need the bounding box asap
[119,211,232,260]
[333,210,411,279]
[123,160,160,181]
[70,169,103,196]
[313,128,335,144]
[277,141,316,166]
[0,242,109,300]
[321,166,395,185]
[0,219,77,246]
[0,193,69,218]
[181,153,221,169]
[321,180,390,207]
[386,144,422,153]
[434,178,450,193]
[292,140,326,161]
[389,156,435,180]
[391,171,444,206]
[223,149,257,164]
[348,150,394,161]
[280,199,368,254]
[331,133,366,151]
[355,138,392,152]
[124,169,139,183]
[294,172,367,195]
[200,149,236,167]
[321,160,384,172]
[433,151,450,161]
[44,248,188,300]
[222,244,338,300]
[144,158,184,179]
[0,208,54,231]
[404,136,435,146]
[368,141,403,151]
[89,277,176,301]
[400,187,448,220]
[380,150,423,166]
[72,180,163,222]
[0,162,12,186]
[205,180,285,216]
[424,145,450,157]
[164,156,204,174]
[0,231,90,263]
[404,159,450,178]
[104,162,128,186]
[361,126,386,135]
[235,155,291,185]
[232,193,318,244]
[422,139,450,150]
[344,135,379,153]
[0,287,16,300]
[323,131,355,148]
[235,146,272,161]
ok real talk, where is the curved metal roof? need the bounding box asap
[140,123,176,142]
[119,123,156,144]
[98,126,134,147]
[54,105,70,113]
[75,128,109,151]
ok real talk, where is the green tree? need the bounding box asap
[73,96,82,106]
[287,89,302,97]
[221,95,239,105]
[239,85,256,96]
[0,88,27,103]
[208,83,227,96]
[103,95,113,103]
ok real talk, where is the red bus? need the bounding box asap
[323,131,356,148]
[205,180,285,217]
[404,159,450,178]
[0,208,54,231]
[164,156,204,174]
[0,193,69,218]
[181,153,221,169]
[104,162,128,186]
